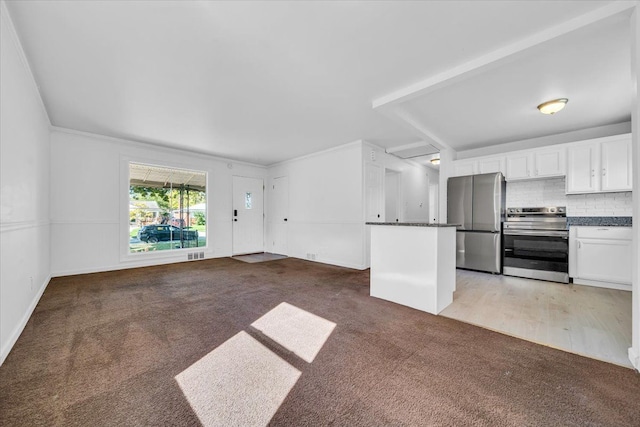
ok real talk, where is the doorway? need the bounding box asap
[429,182,439,223]
[271,176,289,255]
[232,176,264,255]
[385,169,400,222]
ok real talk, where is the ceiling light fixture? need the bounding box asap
[430,157,440,165]
[537,98,568,115]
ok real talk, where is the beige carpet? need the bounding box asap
[1,257,640,426]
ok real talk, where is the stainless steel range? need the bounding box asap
[503,206,569,283]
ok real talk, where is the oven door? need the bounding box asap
[503,230,568,274]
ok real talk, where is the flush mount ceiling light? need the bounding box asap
[537,98,568,115]
[430,157,440,165]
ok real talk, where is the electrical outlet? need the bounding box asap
[29,276,34,291]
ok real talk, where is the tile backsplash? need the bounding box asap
[506,178,567,208]
[505,177,632,216]
[567,192,633,216]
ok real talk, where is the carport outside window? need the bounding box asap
[129,162,206,253]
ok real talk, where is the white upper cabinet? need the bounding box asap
[477,156,505,175]
[566,134,632,194]
[566,143,599,193]
[505,153,531,180]
[452,159,477,177]
[601,137,632,191]
[534,147,566,178]
[452,156,505,177]
[505,146,565,181]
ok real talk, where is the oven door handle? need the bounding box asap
[504,229,568,238]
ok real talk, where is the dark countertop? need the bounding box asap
[567,216,632,227]
[366,222,458,227]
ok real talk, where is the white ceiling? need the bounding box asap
[5,0,630,165]
[404,12,631,152]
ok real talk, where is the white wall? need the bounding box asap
[267,141,365,269]
[0,3,51,364]
[50,128,266,276]
[629,6,639,372]
[364,142,436,223]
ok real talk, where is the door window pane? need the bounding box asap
[245,192,253,209]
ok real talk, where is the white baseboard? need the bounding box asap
[51,253,226,278]
[572,278,632,291]
[0,275,51,366]
[629,347,640,372]
[291,255,367,271]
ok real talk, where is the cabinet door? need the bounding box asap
[575,238,632,284]
[453,160,477,177]
[505,153,531,180]
[534,147,565,178]
[601,137,632,192]
[478,156,505,175]
[566,143,599,193]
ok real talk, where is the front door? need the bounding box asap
[232,176,264,255]
[271,176,289,255]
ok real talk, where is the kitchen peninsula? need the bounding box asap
[367,222,457,315]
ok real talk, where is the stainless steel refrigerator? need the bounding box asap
[447,172,505,274]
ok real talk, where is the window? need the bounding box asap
[245,192,253,209]
[129,163,206,253]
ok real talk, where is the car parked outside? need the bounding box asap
[137,225,198,243]
[168,217,186,228]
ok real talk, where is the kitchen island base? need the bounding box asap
[369,223,456,315]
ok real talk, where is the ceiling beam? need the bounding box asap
[372,1,637,110]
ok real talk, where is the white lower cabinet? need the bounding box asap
[569,226,632,290]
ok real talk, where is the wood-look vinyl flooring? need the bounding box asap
[440,269,633,368]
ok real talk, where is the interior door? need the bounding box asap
[232,176,264,255]
[271,176,289,255]
[384,170,400,222]
[365,162,383,222]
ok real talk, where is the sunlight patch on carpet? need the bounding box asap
[251,302,336,363]
[175,331,301,427]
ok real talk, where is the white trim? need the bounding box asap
[50,219,118,225]
[572,278,632,292]
[629,347,640,372]
[267,140,363,168]
[0,219,49,233]
[372,1,637,109]
[0,274,51,366]
[52,254,226,279]
[0,1,51,125]
[290,255,367,271]
[283,220,365,225]
[50,126,267,169]
[119,156,210,263]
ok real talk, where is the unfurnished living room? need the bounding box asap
[1,1,640,426]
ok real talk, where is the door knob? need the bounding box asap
[284,218,288,221]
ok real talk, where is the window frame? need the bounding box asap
[120,157,209,262]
